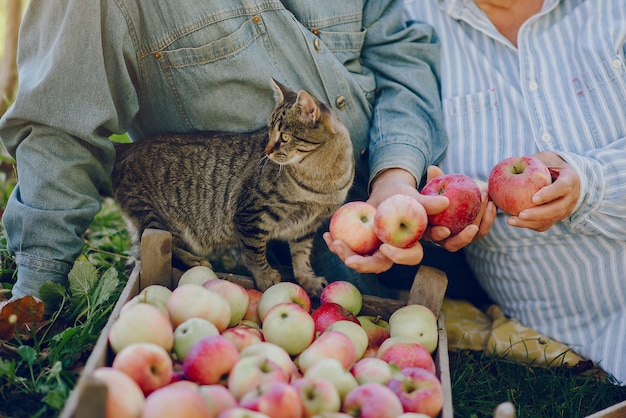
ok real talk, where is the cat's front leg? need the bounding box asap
[172,241,213,269]
[289,237,328,297]
[239,241,283,291]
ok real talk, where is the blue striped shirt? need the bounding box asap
[406,0,626,384]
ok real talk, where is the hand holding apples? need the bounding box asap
[488,155,551,216]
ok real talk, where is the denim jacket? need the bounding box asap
[0,0,446,298]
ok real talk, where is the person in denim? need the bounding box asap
[0,0,476,301]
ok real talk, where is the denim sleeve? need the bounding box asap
[362,0,447,188]
[0,0,137,298]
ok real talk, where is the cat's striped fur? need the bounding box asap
[110,80,354,296]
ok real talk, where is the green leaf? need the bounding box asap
[0,357,15,378]
[39,282,67,311]
[17,345,37,367]
[91,267,119,310]
[68,260,98,299]
[43,387,68,410]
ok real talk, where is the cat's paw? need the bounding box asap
[254,270,283,292]
[298,276,329,298]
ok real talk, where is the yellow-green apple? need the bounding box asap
[488,155,552,216]
[218,407,271,417]
[421,173,482,234]
[320,281,363,316]
[227,355,289,400]
[222,324,264,352]
[261,302,315,355]
[121,284,172,317]
[291,376,341,417]
[239,381,304,418]
[92,367,145,418]
[350,357,396,386]
[328,201,381,255]
[311,302,360,336]
[108,303,174,353]
[173,317,220,361]
[257,282,312,322]
[377,337,436,374]
[296,330,357,373]
[243,288,264,326]
[342,383,404,418]
[198,384,237,417]
[202,278,249,327]
[374,194,428,248]
[389,304,438,353]
[141,384,210,418]
[178,265,218,286]
[357,315,391,351]
[182,335,240,385]
[240,342,298,379]
[304,358,358,401]
[324,320,368,360]
[167,283,231,331]
[386,367,444,417]
[111,342,173,395]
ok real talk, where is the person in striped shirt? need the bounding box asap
[405,0,626,385]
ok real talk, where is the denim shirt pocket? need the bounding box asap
[442,88,502,178]
[152,15,277,132]
[572,55,626,148]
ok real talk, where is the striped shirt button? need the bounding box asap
[528,81,538,91]
[541,133,552,143]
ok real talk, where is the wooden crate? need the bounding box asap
[60,229,453,417]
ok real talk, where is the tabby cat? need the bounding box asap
[110,80,355,296]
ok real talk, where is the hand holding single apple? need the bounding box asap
[488,155,552,216]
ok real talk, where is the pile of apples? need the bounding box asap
[92,266,444,418]
[330,155,552,255]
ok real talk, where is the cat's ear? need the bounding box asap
[296,90,320,126]
[271,78,289,104]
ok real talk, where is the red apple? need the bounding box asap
[297,330,357,373]
[244,288,264,326]
[342,383,404,418]
[183,335,240,385]
[141,384,210,418]
[374,194,428,248]
[329,201,382,255]
[262,302,315,356]
[197,384,237,417]
[324,320,369,360]
[377,337,436,374]
[421,173,482,234]
[92,367,145,418]
[217,407,272,417]
[387,367,444,417]
[291,376,341,417]
[357,315,391,350]
[111,342,173,395]
[351,357,395,386]
[203,278,250,327]
[488,155,552,216]
[227,355,289,400]
[222,324,264,351]
[320,281,363,316]
[311,302,360,336]
[239,381,304,418]
[257,282,312,322]
[167,283,232,332]
[108,303,174,354]
[240,342,299,380]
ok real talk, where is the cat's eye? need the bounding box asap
[281,133,292,143]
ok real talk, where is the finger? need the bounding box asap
[344,251,394,274]
[378,242,424,266]
[439,224,479,252]
[426,165,444,181]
